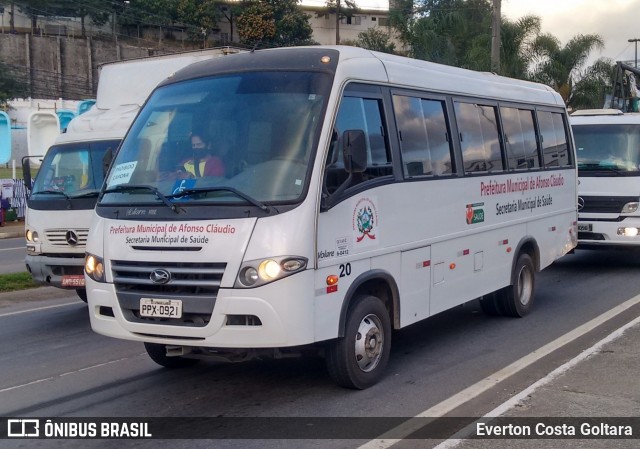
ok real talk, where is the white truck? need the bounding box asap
[23,48,241,302]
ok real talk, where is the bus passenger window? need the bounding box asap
[538,111,571,167]
[393,95,453,177]
[324,95,392,195]
[501,107,540,170]
[455,102,504,173]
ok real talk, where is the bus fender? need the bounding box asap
[511,237,541,276]
[337,269,400,338]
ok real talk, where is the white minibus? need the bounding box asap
[571,109,640,247]
[85,46,577,388]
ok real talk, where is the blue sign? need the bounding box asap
[0,111,11,164]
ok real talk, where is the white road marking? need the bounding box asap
[0,246,23,252]
[358,293,640,449]
[435,313,640,448]
[0,301,79,318]
[0,356,145,394]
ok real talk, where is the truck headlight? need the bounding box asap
[622,202,639,214]
[85,253,106,283]
[235,256,307,288]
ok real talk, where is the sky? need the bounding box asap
[502,0,640,66]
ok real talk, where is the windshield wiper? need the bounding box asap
[166,186,270,212]
[71,191,100,199]
[103,184,180,213]
[31,189,72,208]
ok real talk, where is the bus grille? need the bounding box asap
[578,196,639,214]
[111,260,226,327]
[45,229,89,247]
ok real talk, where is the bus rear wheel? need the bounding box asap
[144,343,200,369]
[326,295,391,389]
[495,253,536,317]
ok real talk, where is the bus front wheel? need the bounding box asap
[326,295,391,389]
[144,343,200,369]
[496,253,536,317]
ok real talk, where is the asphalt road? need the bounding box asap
[0,237,26,274]
[1,248,640,448]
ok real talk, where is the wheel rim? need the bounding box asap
[354,313,384,373]
[516,264,533,306]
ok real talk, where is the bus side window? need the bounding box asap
[393,95,453,177]
[538,110,571,168]
[455,102,504,173]
[324,96,392,195]
[501,107,540,170]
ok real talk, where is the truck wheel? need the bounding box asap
[496,253,536,317]
[144,343,199,369]
[326,295,391,389]
[479,293,503,316]
[76,289,88,303]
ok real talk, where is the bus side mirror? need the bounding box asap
[21,156,33,192]
[102,147,114,176]
[343,130,367,174]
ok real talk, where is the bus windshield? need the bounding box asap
[573,124,640,175]
[100,71,331,208]
[31,140,119,200]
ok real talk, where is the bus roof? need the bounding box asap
[161,46,565,108]
[570,109,640,125]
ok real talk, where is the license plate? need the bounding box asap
[577,223,592,232]
[61,275,85,287]
[140,298,182,318]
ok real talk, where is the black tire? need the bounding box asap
[495,253,536,317]
[76,289,88,303]
[144,343,200,369]
[479,293,503,316]
[326,295,391,389]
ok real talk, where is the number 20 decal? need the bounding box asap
[339,263,351,277]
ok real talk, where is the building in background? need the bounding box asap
[0,0,396,48]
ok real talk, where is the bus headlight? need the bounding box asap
[85,253,106,283]
[25,230,39,242]
[235,256,307,288]
[621,202,639,214]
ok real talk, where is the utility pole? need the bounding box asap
[629,38,640,68]
[491,0,501,74]
[335,0,341,45]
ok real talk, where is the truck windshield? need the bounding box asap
[574,124,640,175]
[31,140,119,200]
[100,71,331,208]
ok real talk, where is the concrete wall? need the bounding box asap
[0,34,152,100]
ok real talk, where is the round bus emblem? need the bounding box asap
[150,269,171,284]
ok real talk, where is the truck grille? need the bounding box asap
[578,196,638,214]
[111,260,226,327]
[45,229,89,247]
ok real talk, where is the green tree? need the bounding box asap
[324,0,357,44]
[497,15,541,78]
[237,2,276,45]
[237,0,314,48]
[569,58,615,110]
[394,0,492,68]
[354,28,395,54]
[16,0,56,32]
[57,0,111,38]
[176,0,219,43]
[116,0,179,41]
[530,33,605,105]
